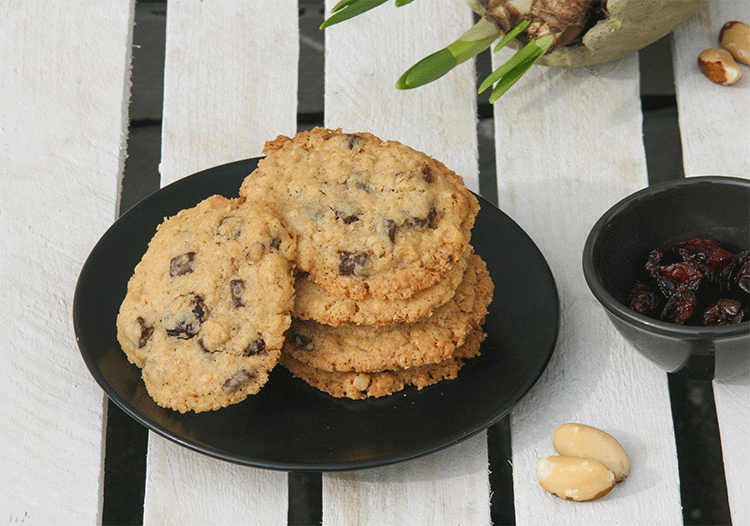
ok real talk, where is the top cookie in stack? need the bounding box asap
[239,127,479,302]
[240,128,493,399]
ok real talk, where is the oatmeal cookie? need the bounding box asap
[116,195,296,412]
[280,328,486,399]
[292,247,470,326]
[239,127,479,300]
[283,252,493,373]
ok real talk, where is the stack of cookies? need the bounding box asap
[240,128,494,400]
[116,127,493,411]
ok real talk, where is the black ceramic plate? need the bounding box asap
[73,158,559,471]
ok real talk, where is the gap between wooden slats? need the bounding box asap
[322,1,490,525]
[672,1,750,522]
[0,1,134,524]
[141,2,298,525]
[491,50,682,524]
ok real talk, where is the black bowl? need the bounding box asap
[583,176,750,382]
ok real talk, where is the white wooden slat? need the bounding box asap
[142,1,298,524]
[323,1,489,525]
[492,53,682,524]
[159,0,300,186]
[671,0,750,178]
[0,1,134,524]
[672,1,750,521]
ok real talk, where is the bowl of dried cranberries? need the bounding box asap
[583,176,749,381]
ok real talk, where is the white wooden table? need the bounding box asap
[2,1,748,524]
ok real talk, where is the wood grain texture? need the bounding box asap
[491,51,682,524]
[671,0,750,178]
[672,1,750,521]
[142,1,298,524]
[322,1,490,524]
[159,0,300,186]
[0,1,134,524]
[323,0,481,193]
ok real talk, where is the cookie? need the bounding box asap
[280,328,486,399]
[239,127,479,300]
[284,252,493,372]
[292,247,470,326]
[116,195,296,412]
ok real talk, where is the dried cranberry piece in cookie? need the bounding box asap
[292,333,314,350]
[165,294,207,339]
[335,210,360,224]
[230,279,245,307]
[222,370,255,393]
[170,252,196,277]
[408,206,439,229]
[338,250,368,276]
[243,338,266,356]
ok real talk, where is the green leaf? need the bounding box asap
[320,0,389,29]
[488,49,541,102]
[396,18,500,90]
[492,19,530,52]
[478,34,553,97]
[396,49,458,89]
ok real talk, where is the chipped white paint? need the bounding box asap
[673,1,750,522]
[0,1,134,524]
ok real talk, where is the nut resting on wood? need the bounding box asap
[537,423,630,502]
[698,48,743,86]
[538,456,616,502]
[719,21,750,66]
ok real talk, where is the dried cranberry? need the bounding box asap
[243,338,266,356]
[335,210,360,224]
[734,252,750,294]
[136,317,153,348]
[222,370,254,393]
[293,334,314,350]
[629,282,659,315]
[644,249,664,279]
[676,237,736,286]
[384,219,397,243]
[661,289,697,325]
[409,206,438,229]
[338,250,367,276]
[165,294,206,339]
[170,252,196,277]
[230,279,245,308]
[656,262,702,297]
[702,299,745,326]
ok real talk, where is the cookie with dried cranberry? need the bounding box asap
[116,195,296,412]
[292,248,470,326]
[284,252,493,373]
[280,328,485,399]
[239,127,479,300]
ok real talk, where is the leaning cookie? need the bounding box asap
[292,248,469,326]
[116,195,296,412]
[239,127,479,300]
[284,252,493,373]
[280,328,485,399]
